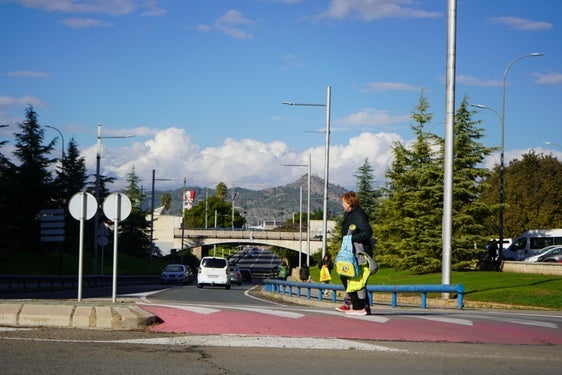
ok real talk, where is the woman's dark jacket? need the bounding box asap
[341,206,373,257]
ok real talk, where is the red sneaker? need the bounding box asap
[335,304,351,312]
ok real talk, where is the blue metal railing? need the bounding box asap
[262,279,465,309]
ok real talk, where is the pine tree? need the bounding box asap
[353,158,381,222]
[53,137,88,205]
[11,106,57,251]
[161,193,172,214]
[375,93,443,273]
[0,128,16,252]
[118,167,150,256]
[448,97,496,268]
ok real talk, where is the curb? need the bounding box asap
[0,300,161,330]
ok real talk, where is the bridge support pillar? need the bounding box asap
[191,246,203,260]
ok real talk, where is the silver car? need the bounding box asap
[229,265,243,286]
[160,264,193,285]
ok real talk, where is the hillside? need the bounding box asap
[152,174,348,227]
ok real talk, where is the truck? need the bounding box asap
[502,229,562,261]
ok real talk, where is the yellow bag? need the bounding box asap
[319,265,332,282]
[346,264,370,292]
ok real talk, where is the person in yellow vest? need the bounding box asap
[278,260,289,281]
[336,191,373,315]
[318,253,333,295]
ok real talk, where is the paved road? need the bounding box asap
[1,283,561,374]
[0,324,560,374]
[132,283,562,346]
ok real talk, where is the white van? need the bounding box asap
[197,257,231,289]
[502,229,562,261]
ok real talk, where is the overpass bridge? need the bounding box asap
[173,228,326,258]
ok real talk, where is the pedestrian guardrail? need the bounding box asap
[262,279,465,309]
[0,275,160,293]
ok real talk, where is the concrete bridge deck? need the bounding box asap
[172,228,326,254]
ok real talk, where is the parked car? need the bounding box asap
[197,257,231,289]
[524,246,562,262]
[239,268,253,283]
[503,229,562,261]
[539,252,562,263]
[229,265,242,286]
[160,264,193,285]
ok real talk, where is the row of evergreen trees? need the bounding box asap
[0,106,151,260]
[2,96,562,274]
[325,93,562,273]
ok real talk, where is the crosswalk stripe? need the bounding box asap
[118,334,406,352]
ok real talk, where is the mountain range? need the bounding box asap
[151,174,349,227]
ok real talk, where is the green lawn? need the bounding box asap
[2,249,561,309]
[309,267,562,310]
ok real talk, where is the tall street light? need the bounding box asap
[282,153,312,266]
[231,191,237,229]
[283,86,331,258]
[150,169,172,273]
[498,52,543,257]
[544,141,562,151]
[45,125,65,160]
[472,52,543,257]
[93,123,135,274]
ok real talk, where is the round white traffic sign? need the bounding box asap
[68,192,97,220]
[103,193,132,221]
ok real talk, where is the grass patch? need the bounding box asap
[2,250,561,309]
[309,267,562,310]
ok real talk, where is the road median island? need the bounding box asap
[0,299,161,330]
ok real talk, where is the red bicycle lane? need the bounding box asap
[140,304,562,346]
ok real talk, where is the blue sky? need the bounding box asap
[1,0,561,192]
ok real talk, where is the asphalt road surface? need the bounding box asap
[1,282,561,374]
[0,327,559,375]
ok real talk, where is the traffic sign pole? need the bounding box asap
[102,193,132,303]
[68,192,97,302]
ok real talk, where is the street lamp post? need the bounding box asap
[45,125,65,160]
[93,123,135,274]
[472,52,543,258]
[231,191,237,229]
[545,141,562,151]
[283,86,331,258]
[282,153,312,266]
[499,53,543,256]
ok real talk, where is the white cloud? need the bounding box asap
[83,127,404,191]
[0,95,47,111]
[11,0,167,17]
[7,70,50,78]
[61,17,112,28]
[198,9,257,39]
[362,82,418,93]
[456,75,502,87]
[338,108,411,127]
[533,72,562,85]
[319,0,442,21]
[487,17,553,31]
[12,0,137,16]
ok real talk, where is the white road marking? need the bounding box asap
[139,303,219,315]
[411,316,474,326]
[118,334,406,352]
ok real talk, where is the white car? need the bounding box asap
[523,246,562,262]
[197,257,231,289]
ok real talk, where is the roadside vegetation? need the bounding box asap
[1,247,560,310]
[308,267,562,310]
